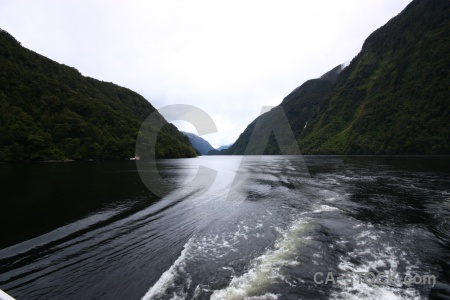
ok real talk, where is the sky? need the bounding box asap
[0,0,412,148]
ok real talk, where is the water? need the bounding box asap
[0,156,449,299]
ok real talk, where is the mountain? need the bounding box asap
[207,149,228,155]
[182,132,214,155]
[217,145,231,151]
[228,0,450,155]
[0,29,197,162]
[206,144,232,155]
[227,64,343,155]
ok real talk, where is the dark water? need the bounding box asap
[0,156,449,299]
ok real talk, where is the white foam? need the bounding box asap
[326,178,340,186]
[211,219,312,299]
[332,224,422,300]
[313,204,340,213]
[142,217,273,299]
[141,239,194,300]
[245,293,279,300]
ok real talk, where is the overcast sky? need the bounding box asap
[0,0,412,148]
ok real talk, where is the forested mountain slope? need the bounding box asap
[0,29,197,162]
[228,0,449,155]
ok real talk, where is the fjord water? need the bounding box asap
[0,156,449,299]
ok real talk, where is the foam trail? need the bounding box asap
[332,224,422,300]
[141,238,194,300]
[211,218,312,299]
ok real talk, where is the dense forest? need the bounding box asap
[182,132,214,155]
[227,0,450,155]
[0,29,197,162]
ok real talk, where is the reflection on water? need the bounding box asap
[0,156,449,299]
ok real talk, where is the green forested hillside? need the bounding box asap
[0,29,197,162]
[182,132,214,155]
[227,0,450,155]
[227,65,342,155]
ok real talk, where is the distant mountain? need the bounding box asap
[206,144,232,155]
[182,132,214,155]
[207,149,228,155]
[0,29,197,162]
[216,145,231,151]
[228,0,450,155]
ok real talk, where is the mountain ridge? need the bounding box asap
[216,145,231,151]
[227,0,449,155]
[182,131,214,155]
[0,28,198,162]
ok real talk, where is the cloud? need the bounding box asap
[0,0,412,147]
